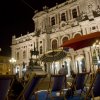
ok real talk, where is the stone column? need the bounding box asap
[19,65,22,78]
[84,50,91,72]
[78,60,82,73]
[70,54,76,72]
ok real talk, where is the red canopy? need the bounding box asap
[61,32,100,50]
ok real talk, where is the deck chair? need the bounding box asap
[66,72,89,99]
[66,70,100,100]
[74,72,89,93]
[85,69,100,100]
[0,75,14,100]
[8,75,24,99]
[16,74,47,100]
[45,74,67,100]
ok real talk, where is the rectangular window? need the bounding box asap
[51,17,55,26]
[40,46,42,54]
[61,13,66,21]
[72,8,77,18]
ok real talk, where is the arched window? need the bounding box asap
[40,46,42,54]
[74,34,81,38]
[52,39,57,50]
[61,13,66,21]
[72,8,77,18]
[62,37,68,43]
[62,37,68,50]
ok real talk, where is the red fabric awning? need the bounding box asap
[61,32,100,50]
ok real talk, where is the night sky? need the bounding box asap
[0,0,66,56]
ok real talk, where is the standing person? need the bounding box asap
[58,65,67,75]
[64,61,68,75]
[70,70,76,78]
[44,63,47,72]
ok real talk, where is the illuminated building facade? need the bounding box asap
[0,56,11,74]
[11,0,100,76]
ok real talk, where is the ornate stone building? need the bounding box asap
[11,0,100,76]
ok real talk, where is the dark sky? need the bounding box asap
[0,0,66,56]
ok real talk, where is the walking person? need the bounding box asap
[58,65,67,75]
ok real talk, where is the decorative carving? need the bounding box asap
[93,6,100,17]
[34,10,38,14]
[43,5,48,12]
[35,29,40,37]
[76,12,88,22]
[60,21,67,28]
[56,3,58,8]
[96,6,100,14]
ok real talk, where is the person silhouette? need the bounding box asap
[58,65,67,75]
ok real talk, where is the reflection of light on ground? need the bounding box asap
[93,40,100,48]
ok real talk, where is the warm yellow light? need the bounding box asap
[93,43,96,47]
[9,58,16,63]
[93,40,100,48]
[96,40,99,43]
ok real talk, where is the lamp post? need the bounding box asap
[93,40,100,69]
[9,58,16,74]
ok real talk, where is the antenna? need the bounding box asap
[21,0,35,11]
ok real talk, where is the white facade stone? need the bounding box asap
[11,0,100,76]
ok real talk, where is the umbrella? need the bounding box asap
[61,31,100,50]
[61,31,100,73]
[40,49,67,62]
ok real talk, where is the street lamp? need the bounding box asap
[9,58,16,74]
[92,40,100,69]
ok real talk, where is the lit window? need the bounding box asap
[52,39,57,50]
